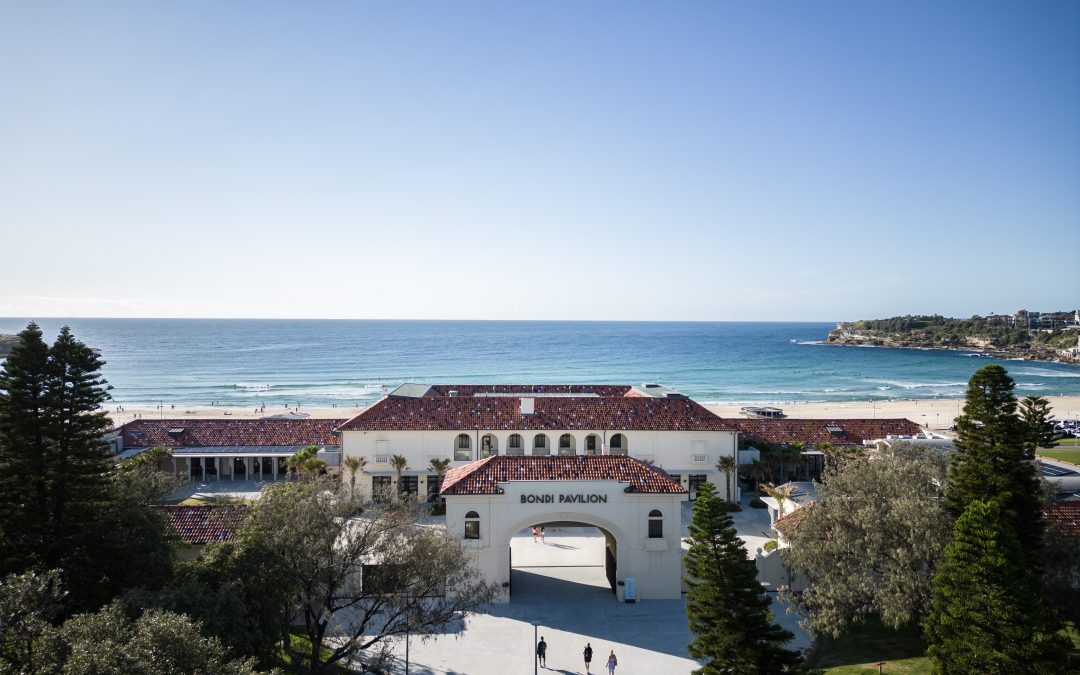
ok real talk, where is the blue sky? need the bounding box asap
[1,1,1077,321]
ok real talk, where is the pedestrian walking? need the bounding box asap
[536,636,547,668]
[606,650,617,674]
[583,642,593,674]
[540,526,546,543]
[532,526,539,543]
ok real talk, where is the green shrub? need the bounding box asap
[763,540,778,552]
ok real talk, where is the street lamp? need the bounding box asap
[530,620,541,675]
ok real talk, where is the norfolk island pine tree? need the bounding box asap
[684,481,802,674]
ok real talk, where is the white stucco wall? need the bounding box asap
[341,428,737,498]
[445,479,685,603]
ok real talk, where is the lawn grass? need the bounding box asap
[278,627,350,673]
[807,619,930,675]
[169,495,251,506]
[1037,447,1080,465]
[809,619,1080,674]
[1053,438,1080,447]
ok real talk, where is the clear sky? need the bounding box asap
[1,1,1077,321]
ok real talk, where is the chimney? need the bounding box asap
[520,398,534,416]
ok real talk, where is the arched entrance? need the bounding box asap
[499,513,625,601]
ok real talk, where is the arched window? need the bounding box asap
[455,434,472,461]
[465,511,480,540]
[585,434,600,455]
[610,433,627,455]
[532,434,549,456]
[480,434,498,458]
[558,433,575,456]
[648,509,663,538]
[507,433,523,456]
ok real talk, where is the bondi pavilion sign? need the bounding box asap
[521,493,608,504]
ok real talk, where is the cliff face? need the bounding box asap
[826,323,1080,365]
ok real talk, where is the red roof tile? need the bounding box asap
[1044,501,1080,537]
[725,418,922,447]
[150,504,249,545]
[338,397,731,432]
[120,418,344,448]
[440,455,688,495]
[425,384,634,397]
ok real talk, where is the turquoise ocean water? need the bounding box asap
[1,319,1079,408]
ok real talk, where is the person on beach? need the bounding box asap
[536,636,547,668]
[606,650,617,674]
[540,526,546,543]
[532,526,539,543]
[583,643,593,674]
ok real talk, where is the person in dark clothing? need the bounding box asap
[537,636,547,667]
[583,642,593,674]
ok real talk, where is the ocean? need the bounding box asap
[2,319,1079,408]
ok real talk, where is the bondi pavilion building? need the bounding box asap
[111,384,923,602]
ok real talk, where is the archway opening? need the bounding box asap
[508,520,618,602]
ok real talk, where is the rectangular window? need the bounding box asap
[465,521,480,540]
[692,440,707,463]
[688,474,708,499]
[372,476,392,502]
[374,440,390,463]
[427,475,442,502]
[399,476,419,495]
[648,519,663,539]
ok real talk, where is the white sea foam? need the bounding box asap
[1013,368,1080,378]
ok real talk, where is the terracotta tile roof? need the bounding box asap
[773,503,813,534]
[119,418,345,449]
[1044,500,1080,537]
[150,504,249,545]
[726,418,922,447]
[425,384,634,397]
[338,397,731,432]
[440,455,688,495]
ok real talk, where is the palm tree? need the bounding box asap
[761,482,795,521]
[747,459,768,496]
[390,454,409,499]
[287,445,321,481]
[716,455,737,504]
[343,455,366,498]
[428,457,451,502]
[782,442,805,482]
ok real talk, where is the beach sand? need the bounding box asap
[104,396,1080,430]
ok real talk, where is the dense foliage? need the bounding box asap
[240,479,500,673]
[947,365,1045,565]
[924,500,1069,674]
[684,482,802,673]
[0,323,171,611]
[782,443,952,637]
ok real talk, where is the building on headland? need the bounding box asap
[335,383,739,501]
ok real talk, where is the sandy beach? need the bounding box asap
[103,396,1080,430]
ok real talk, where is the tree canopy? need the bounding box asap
[240,479,498,673]
[782,443,952,637]
[924,500,1070,674]
[684,481,802,673]
[947,365,1046,566]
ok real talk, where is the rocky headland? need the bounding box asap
[826,315,1080,365]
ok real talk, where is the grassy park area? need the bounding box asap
[1038,440,1080,465]
[807,620,930,674]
